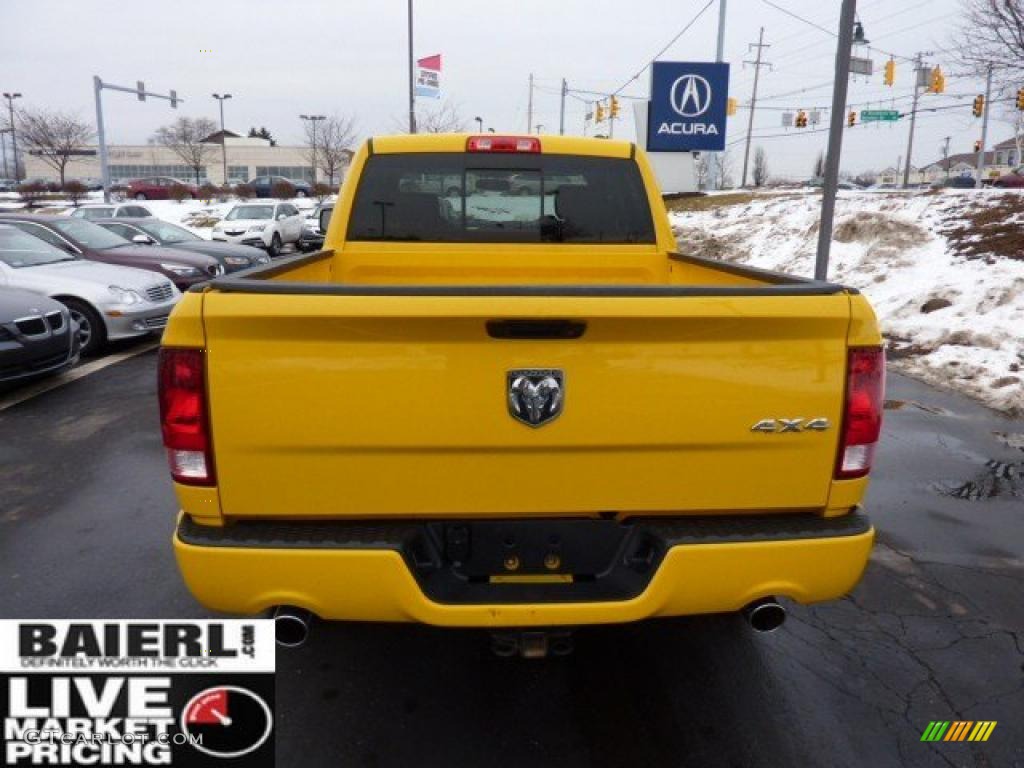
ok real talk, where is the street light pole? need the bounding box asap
[3,92,22,181]
[212,93,232,186]
[300,114,326,187]
[474,116,483,132]
[712,0,727,189]
[813,0,857,282]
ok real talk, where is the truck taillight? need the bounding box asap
[466,135,541,153]
[158,347,215,486]
[835,346,885,479]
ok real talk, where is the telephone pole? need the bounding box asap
[527,73,534,134]
[740,27,771,188]
[407,0,416,134]
[975,63,993,188]
[902,52,931,188]
[942,136,951,181]
[559,78,567,135]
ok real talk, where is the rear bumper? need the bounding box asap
[174,511,874,627]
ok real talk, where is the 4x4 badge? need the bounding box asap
[508,369,564,427]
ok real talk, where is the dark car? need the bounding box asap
[249,175,311,198]
[127,177,200,201]
[93,218,270,273]
[0,286,79,385]
[0,215,224,290]
[299,201,334,251]
[993,166,1024,188]
[931,176,977,189]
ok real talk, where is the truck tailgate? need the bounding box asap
[202,291,851,518]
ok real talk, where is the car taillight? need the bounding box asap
[466,135,541,153]
[835,346,885,479]
[158,347,215,486]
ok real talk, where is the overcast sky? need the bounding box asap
[3,0,1000,178]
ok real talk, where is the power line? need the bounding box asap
[610,0,717,97]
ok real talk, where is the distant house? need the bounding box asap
[878,165,924,185]
[923,137,1021,181]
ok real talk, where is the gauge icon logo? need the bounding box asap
[181,685,274,759]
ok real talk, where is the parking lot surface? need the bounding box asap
[0,350,1021,768]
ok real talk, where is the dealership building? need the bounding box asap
[23,130,348,186]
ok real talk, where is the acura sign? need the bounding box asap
[647,61,730,152]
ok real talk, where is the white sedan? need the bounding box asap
[0,224,180,356]
[211,202,304,257]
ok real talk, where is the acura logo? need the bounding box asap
[670,74,712,117]
[508,369,564,427]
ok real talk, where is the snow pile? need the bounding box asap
[671,190,1024,414]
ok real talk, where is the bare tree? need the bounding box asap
[752,146,769,187]
[854,170,879,187]
[694,153,710,190]
[303,115,356,186]
[812,151,826,179]
[417,101,467,133]
[952,0,1024,80]
[719,149,736,188]
[15,107,94,186]
[152,117,219,185]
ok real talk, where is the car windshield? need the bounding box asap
[226,205,274,221]
[0,226,77,267]
[137,220,201,243]
[348,153,655,243]
[76,207,115,220]
[51,218,133,249]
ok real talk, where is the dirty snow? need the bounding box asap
[671,190,1024,414]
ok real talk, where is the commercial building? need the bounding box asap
[23,130,350,186]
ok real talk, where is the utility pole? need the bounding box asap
[712,0,727,189]
[814,0,856,282]
[559,79,567,135]
[942,136,951,181]
[407,0,416,133]
[1,130,8,178]
[3,92,22,181]
[975,63,993,188]
[527,73,534,134]
[740,27,770,188]
[902,52,931,188]
[300,114,326,186]
[93,77,181,202]
[212,93,232,186]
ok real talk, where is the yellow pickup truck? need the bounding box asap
[161,134,884,653]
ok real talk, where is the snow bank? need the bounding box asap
[671,190,1024,414]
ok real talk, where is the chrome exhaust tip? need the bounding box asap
[272,606,313,648]
[742,597,786,633]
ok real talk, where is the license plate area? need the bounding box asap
[404,519,665,604]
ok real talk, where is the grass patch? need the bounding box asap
[664,192,756,212]
[942,194,1024,261]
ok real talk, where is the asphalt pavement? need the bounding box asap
[0,348,1021,768]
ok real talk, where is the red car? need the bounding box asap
[993,166,1024,188]
[126,176,200,200]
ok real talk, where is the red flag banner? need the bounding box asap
[417,54,441,71]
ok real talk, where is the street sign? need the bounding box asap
[861,109,900,122]
[647,61,730,152]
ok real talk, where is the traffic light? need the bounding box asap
[973,95,984,117]
[796,110,807,128]
[929,66,945,94]
[848,111,856,127]
[883,59,895,86]
[610,96,620,119]
[727,97,737,116]
[1017,88,1024,110]
[974,140,982,152]
[595,102,605,123]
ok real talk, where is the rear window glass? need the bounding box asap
[347,153,655,243]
